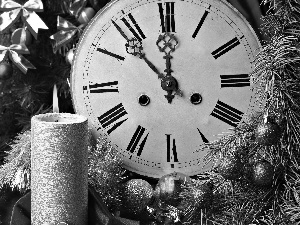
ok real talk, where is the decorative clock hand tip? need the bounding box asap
[126,38,165,80]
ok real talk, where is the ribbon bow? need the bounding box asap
[69,0,87,18]
[50,16,85,53]
[0,44,36,73]
[0,0,48,39]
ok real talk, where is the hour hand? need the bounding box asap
[126,38,164,79]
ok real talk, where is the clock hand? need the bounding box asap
[125,38,164,79]
[156,33,183,103]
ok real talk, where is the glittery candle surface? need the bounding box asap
[31,113,88,225]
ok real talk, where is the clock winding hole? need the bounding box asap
[138,94,150,106]
[190,93,202,105]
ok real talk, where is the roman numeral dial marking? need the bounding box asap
[220,74,250,88]
[127,125,149,157]
[97,48,125,61]
[192,9,209,38]
[97,103,128,134]
[197,128,209,143]
[212,37,240,59]
[211,100,244,127]
[166,134,178,168]
[158,2,175,33]
[89,81,118,93]
[121,13,146,41]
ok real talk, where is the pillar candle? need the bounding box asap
[31,113,88,225]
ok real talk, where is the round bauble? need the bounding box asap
[122,179,154,215]
[217,154,243,180]
[11,28,32,46]
[154,172,190,207]
[0,62,13,80]
[78,7,96,24]
[66,48,75,65]
[255,118,281,146]
[252,160,274,186]
[88,0,110,11]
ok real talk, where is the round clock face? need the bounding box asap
[71,0,260,177]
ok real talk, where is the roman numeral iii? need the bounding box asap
[97,103,128,134]
[158,2,175,33]
[212,37,240,59]
[211,100,244,127]
[127,125,149,156]
[220,74,250,88]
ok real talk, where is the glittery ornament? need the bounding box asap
[154,172,190,207]
[78,7,96,24]
[252,160,274,186]
[66,48,75,65]
[11,28,33,46]
[0,62,13,80]
[255,117,281,146]
[31,113,88,225]
[217,154,243,180]
[123,179,154,215]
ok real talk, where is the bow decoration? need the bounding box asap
[50,16,84,53]
[0,0,48,39]
[0,44,36,73]
[68,0,87,18]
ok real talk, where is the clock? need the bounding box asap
[71,0,261,178]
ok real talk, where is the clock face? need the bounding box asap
[71,0,260,177]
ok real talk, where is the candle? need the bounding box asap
[31,113,88,225]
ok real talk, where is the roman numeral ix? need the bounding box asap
[158,2,175,33]
[211,100,244,127]
[212,37,240,59]
[97,103,128,134]
[89,81,119,93]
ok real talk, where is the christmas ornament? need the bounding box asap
[0,44,35,74]
[88,0,110,11]
[122,179,154,215]
[252,160,274,186]
[255,116,281,146]
[0,61,13,80]
[78,7,96,24]
[50,17,84,53]
[154,172,190,207]
[0,0,48,39]
[11,28,33,46]
[66,48,75,64]
[217,154,243,180]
